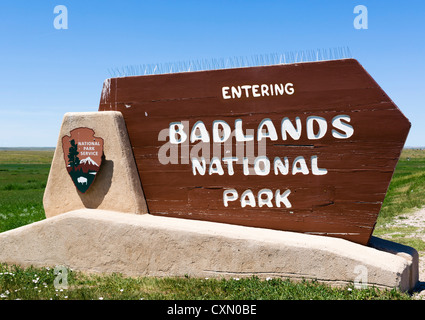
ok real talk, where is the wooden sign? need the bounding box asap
[62,127,104,193]
[98,59,410,245]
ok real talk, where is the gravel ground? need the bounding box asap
[379,207,425,298]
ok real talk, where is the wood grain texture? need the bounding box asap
[98,59,410,245]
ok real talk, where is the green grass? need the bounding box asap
[0,149,55,164]
[0,148,424,300]
[373,149,425,249]
[373,149,425,252]
[376,148,425,226]
[0,163,50,233]
[0,264,410,300]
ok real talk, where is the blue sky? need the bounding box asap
[0,0,424,147]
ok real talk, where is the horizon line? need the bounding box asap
[1,146,425,150]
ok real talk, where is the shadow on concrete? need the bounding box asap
[369,236,419,294]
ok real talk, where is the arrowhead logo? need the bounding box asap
[62,127,104,193]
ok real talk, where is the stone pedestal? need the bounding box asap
[0,209,418,292]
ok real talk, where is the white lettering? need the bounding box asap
[275,189,292,208]
[222,157,238,175]
[292,156,309,175]
[281,117,302,140]
[192,157,206,175]
[223,189,238,207]
[190,155,327,176]
[274,83,284,95]
[257,119,278,141]
[252,85,261,97]
[306,116,327,140]
[222,87,231,99]
[223,188,292,208]
[169,122,187,144]
[285,83,294,95]
[213,120,232,143]
[235,119,254,142]
[332,115,354,139]
[254,156,270,176]
[241,189,256,208]
[231,86,242,99]
[241,85,251,97]
[191,121,210,143]
[258,189,273,207]
[209,157,224,175]
[261,84,269,96]
[221,83,295,99]
[274,157,289,175]
[167,115,354,148]
[311,155,327,175]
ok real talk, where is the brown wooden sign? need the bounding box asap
[98,59,410,245]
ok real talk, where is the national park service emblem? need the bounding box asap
[62,128,104,193]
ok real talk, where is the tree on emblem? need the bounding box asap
[67,139,80,172]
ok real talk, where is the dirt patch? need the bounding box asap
[378,207,425,298]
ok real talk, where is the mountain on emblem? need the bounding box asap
[62,128,104,193]
[80,156,99,166]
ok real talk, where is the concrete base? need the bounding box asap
[0,209,418,291]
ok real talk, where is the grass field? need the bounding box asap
[0,264,409,300]
[0,148,424,300]
[0,150,53,233]
[373,149,425,250]
[377,148,425,224]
